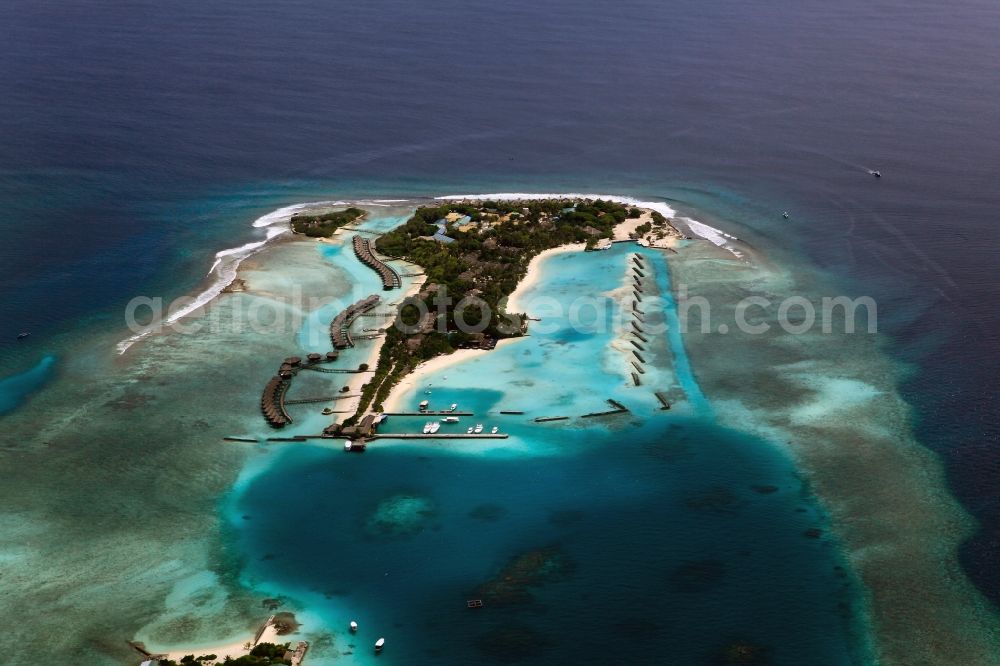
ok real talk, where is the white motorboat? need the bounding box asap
[422,422,432,434]
[474,424,484,434]
[467,426,474,434]
[450,403,458,411]
[491,426,499,434]
[375,637,385,652]
[429,422,441,434]
[350,620,358,633]
[442,416,460,423]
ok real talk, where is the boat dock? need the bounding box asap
[654,391,672,410]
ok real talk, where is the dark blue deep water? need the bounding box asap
[3,0,1000,660]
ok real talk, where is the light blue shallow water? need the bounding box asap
[0,353,57,416]
[228,242,868,664]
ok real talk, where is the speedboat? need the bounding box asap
[467,426,474,434]
[350,620,358,633]
[442,416,459,423]
[429,422,441,434]
[474,424,484,434]
[422,422,432,434]
[375,637,385,652]
[869,169,881,178]
[16,332,29,340]
[782,211,789,219]
[491,426,499,434]
[450,403,458,411]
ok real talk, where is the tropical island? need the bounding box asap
[289,207,365,237]
[338,198,680,425]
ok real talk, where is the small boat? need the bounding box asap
[474,424,484,434]
[375,637,385,652]
[16,332,29,340]
[491,426,499,434]
[441,416,459,423]
[467,427,474,434]
[422,422,432,434]
[322,407,334,415]
[869,169,881,178]
[429,422,441,434]
[450,403,457,411]
[350,620,358,633]
[344,441,352,452]
[782,211,789,219]
[418,400,429,411]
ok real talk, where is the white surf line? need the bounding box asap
[116,200,353,355]
[436,192,743,258]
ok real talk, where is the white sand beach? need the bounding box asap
[505,242,585,314]
[163,622,283,663]
[380,339,521,413]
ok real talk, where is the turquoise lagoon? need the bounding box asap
[226,237,871,664]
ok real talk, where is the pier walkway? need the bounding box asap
[353,235,401,289]
[331,294,381,349]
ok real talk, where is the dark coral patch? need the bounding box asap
[715,639,772,665]
[684,486,741,513]
[668,559,727,593]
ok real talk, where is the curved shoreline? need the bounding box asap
[124,193,1000,665]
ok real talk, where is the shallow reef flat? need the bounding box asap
[666,238,1000,664]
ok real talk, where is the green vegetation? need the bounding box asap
[345,199,635,419]
[290,207,364,237]
[157,643,292,665]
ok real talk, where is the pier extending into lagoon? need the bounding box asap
[353,235,401,289]
[331,294,381,349]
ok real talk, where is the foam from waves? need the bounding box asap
[117,201,346,354]
[436,192,742,256]
[251,200,347,228]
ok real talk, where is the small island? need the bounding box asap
[341,198,680,424]
[289,207,365,237]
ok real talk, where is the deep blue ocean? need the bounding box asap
[2,0,999,662]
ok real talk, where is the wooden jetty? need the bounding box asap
[384,410,474,416]
[633,350,646,364]
[632,361,646,374]
[654,391,672,410]
[499,410,525,415]
[331,294,381,349]
[631,372,642,386]
[284,396,355,405]
[369,433,509,440]
[631,340,645,351]
[224,436,258,443]
[353,235,401,289]
[633,331,648,343]
[261,376,292,428]
[534,416,570,423]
